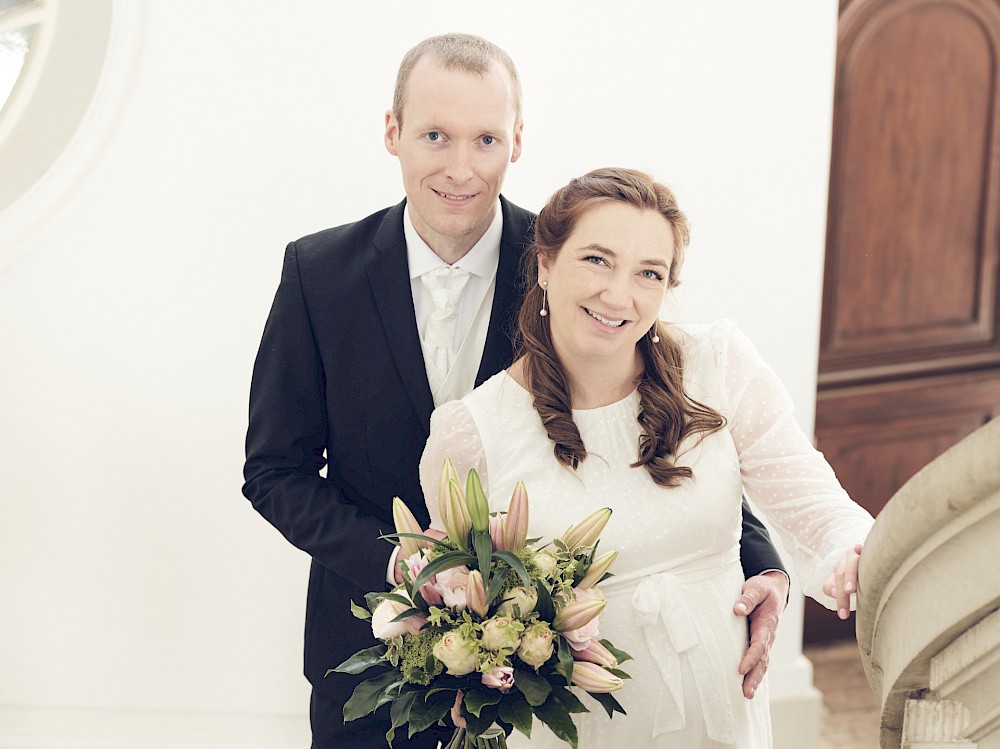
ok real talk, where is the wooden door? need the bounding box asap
[808,0,1000,643]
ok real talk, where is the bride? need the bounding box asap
[418,167,874,747]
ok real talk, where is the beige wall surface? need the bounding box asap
[0,1,837,744]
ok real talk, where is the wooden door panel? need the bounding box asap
[821,0,1000,384]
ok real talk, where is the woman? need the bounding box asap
[418,168,873,747]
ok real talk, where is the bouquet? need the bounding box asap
[330,459,631,748]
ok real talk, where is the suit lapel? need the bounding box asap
[477,197,534,386]
[366,201,435,432]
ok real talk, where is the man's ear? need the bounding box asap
[384,111,400,156]
[510,120,524,163]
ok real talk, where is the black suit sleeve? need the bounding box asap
[739,497,786,578]
[242,242,393,595]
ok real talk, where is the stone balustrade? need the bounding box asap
[856,415,1000,748]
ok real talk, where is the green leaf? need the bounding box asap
[412,550,477,592]
[386,689,418,747]
[331,644,387,675]
[607,667,631,680]
[533,580,556,622]
[380,531,445,546]
[498,690,533,738]
[381,592,414,607]
[464,687,501,718]
[493,550,531,587]
[343,670,401,722]
[462,700,500,739]
[350,600,373,620]
[389,607,423,624]
[473,529,493,586]
[599,640,633,665]
[557,635,574,687]
[551,685,588,714]
[513,668,551,707]
[365,591,385,611]
[534,693,579,749]
[407,688,456,736]
[485,567,509,608]
[588,691,627,719]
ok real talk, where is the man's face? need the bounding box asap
[385,57,523,262]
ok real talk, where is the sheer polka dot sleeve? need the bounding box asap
[419,400,490,532]
[712,319,875,609]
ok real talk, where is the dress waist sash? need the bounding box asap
[627,554,739,744]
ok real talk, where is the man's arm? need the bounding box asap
[242,242,393,595]
[739,498,785,578]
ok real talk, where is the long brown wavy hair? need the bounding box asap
[516,168,725,487]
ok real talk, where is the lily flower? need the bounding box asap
[504,481,529,553]
[465,469,491,533]
[557,660,624,693]
[561,508,612,551]
[392,497,426,559]
[441,479,472,550]
[552,596,606,632]
[571,638,619,668]
[466,569,488,618]
[437,459,462,519]
[576,550,618,589]
[489,513,506,551]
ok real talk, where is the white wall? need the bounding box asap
[0,1,837,745]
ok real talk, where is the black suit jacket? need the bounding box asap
[243,195,784,745]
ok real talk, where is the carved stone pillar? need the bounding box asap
[902,698,976,748]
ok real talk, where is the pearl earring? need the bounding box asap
[539,281,548,317]
[651,326,660,344]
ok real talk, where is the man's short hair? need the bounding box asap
[392,33,522,130]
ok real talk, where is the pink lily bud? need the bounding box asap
[561,508,612,551]
[572,639,619,668]
[552,596,606,633]
[489,513,506,551]
[558,660,624,693]
[441,479,472,550]
[392,497,426,559]
[504,481,529,553]
[576,550,618,589]
[466,569,488,618]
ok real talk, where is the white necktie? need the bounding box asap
[421,266,471,377]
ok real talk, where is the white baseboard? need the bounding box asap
[0,706,310,749]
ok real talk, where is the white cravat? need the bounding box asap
[420,266,472,379]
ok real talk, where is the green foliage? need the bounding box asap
[331,643,387,675]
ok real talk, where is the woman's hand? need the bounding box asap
[823,543,864,619]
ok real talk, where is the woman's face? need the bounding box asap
[537,201,675,369]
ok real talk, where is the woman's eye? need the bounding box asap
[481,135,495,145]
[585,255,606,266]
[642,269,664,281]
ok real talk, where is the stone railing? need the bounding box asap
[856,415,1000,748]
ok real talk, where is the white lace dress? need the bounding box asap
[418,320,874,748]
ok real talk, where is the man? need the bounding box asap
[243,33,789,749]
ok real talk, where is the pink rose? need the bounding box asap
[430,566,471,610]
[481,665,515,693]
[371,595,428,639]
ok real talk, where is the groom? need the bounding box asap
[243,33,789,748]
